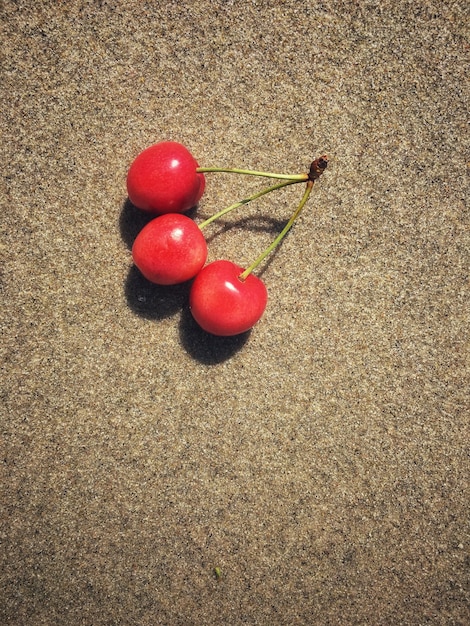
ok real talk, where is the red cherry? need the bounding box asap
[132,214,207,285]
[189,260,268,336]
[127,141,206,215]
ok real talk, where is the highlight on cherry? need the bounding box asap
[125,140,328,337]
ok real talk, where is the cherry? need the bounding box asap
[125,149,328,337]
[189,260,268,336]
[127,141,205,214]
[132,214,207,285]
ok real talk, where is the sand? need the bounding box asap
[2,1,469,624]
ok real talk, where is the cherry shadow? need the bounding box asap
[178,305,250,364]
[119,198,154,250]
[125,265,190,320]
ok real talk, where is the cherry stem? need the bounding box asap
[198,179,301,230]
[239,180,314,281]
[239,155,328,280]
[197,166,308,182]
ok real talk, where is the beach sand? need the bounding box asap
[2,1,468,624]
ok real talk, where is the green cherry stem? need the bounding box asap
[239,180,314,281]
[198,179,301,230]
[239,155,328,280]
[197,166,308,182]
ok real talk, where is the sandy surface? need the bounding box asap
[2,1,469,624]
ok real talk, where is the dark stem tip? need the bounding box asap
[308,155,328,181]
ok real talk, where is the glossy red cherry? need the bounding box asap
[189,260,268,336]
[132,214,207,285]
[127,141,206,214]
